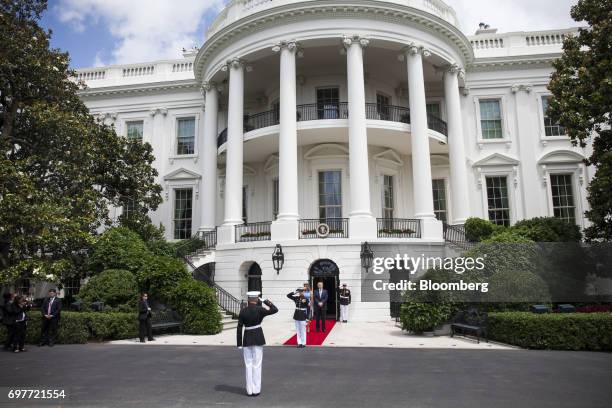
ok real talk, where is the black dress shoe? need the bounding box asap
[148,338,155,341]
[252,393,260,397]
[140,340,145,343]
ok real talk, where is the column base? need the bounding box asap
[217,225,236,245]
[271,219,299,241]
[349,216,377,239]
[419,218,444,241]
[198,225,216,232]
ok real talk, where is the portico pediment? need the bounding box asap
[472,153,519,167]
[163,167,202,181]
[373,149,404,166]
[304,144,349,160]
[537,150,585,165]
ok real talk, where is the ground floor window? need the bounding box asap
[382,175,394,219]
[318,170,342,220]
[432,179,447,223]
[550,174,576,224]
[173,188,193,239]
[272,179,279,220]
[485,176,510,226]
[242,186,248,223]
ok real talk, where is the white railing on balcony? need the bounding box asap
[469,28,578,58]
[172,62,194,72]
[470,37,505,49]
[525,33,566,46]
[76,70,106,81]
[122,65,155,77]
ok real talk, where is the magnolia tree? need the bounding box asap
[0,0,162,284]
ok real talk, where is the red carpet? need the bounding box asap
[283,320,336,346]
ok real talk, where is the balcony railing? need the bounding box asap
[443,223,475,251]
[235,221,272,242]
[216,103,448,148]
[299,218,349,239]
[377,218,421,238]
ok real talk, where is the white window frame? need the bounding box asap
[172,186,194,240]
[541,163,584,227]
[536,93,569,142]
[170,112,200,160]
[431,177,450,223]
[120,115,150,143]
[477,169,517,226]
[426,97,446,121]
[380,173,397,219]
[474,95,511,146]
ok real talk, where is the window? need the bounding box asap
[377,93,391,120]
[176,117,195,155]
[317,88,340,119]
[550,174,576,224]
[318,171,342,220]
[382,175,394,219]
[542,96,565,136]
[173,188,193,239]
[485,176,510,226]
[242,186,248,223]
[126,120,143,142]
[432,179,447,223]
[272,179,279,220]
[122,198,138,219]
[426,103,441,119]
[479,99,503,139]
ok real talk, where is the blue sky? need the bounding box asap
[41,0,578,69]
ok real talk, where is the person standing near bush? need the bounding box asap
[2,292,16,351]
[236,291,278,397]
[138,293,154,343]
[39,289,61,347]
[12,296,30,353]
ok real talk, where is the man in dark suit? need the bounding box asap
[237,291,278,397]
[39,288,61,347]
[2,292,16,350]
[313,281,328,332]
[138,293,154,343]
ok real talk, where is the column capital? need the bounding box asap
[221,57,252,73]
[342,34,370,48]
[398,43,431,60]
[272,40,302,55]
[148,107,168,117]
[201,81,223,96]
[444,64,466,80]
[511,83,533,93]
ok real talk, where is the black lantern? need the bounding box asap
[272,244,284,274]
[360,241,374,272]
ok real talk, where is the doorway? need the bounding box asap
[247,263,262,296]
[309,259,340,321]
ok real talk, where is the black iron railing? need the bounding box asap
[192,262,244,318]
[365,103,411,124]
[443,223,475,251]
[235,221,272,242]
[427,113,448,136]
[299,218,349,239]
[246,109,280,130]
[391,301,403,323]
[217,128,227,148]
[296,102,350,121]
[195,229,217,250]
[377,218,421,238]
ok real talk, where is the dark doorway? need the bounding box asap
[247,263,262,295]
[194,262,215,284]
[309,259,340,321]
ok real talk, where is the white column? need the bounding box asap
[218,59,245,243]
[200,82,219,231]
[404,44,442,240]
[444,66,470,225]
[271,41,300,240]
[344,35,376,238]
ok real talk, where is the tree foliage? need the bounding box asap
[0,0,162,284]
[548,0,612,241]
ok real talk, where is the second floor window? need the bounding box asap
[173,188,193,239]
[377,93,391,120]
[126,120,143,142]
[486,176,510,226]
[272,179,279,220]
[242,186,248,223]
[479,99,503,139]
[542,96,565,136]
[177,117,195,155]
[432,179,447,223]
[426,102,441,119]
[382,175,394,219]
[317,88,340,119]
[319,170,342,220]
[550,174,576,224]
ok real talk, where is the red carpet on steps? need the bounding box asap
[283,320,336,346]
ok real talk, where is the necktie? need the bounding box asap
[47,298,53,315]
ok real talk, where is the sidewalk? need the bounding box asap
[111,319,515,349]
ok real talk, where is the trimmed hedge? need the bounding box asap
[170,279,222,335]
[0,311,138,345]
[78,269,139,310]
[488,312,612,350]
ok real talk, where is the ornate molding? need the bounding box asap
[148,107,168,117]
[398,43,431,60]
[511,84,533,94]
[220,57,253,73]
[271,40,303,56]
[342,34,370,48]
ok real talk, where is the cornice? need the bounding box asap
[467,54,560,72]
[194,0,474,82]
[77,79,199,98]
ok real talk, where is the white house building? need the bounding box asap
[76,0,593,321]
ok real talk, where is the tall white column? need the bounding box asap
[444,65,470,225]
[404,44,442,239]
[223,59,245,228]
[200,82,219,231]
[271,41,300,240]
[344,35,376,238]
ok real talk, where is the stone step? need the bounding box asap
[222,319,239,330]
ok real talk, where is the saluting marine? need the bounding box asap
[236,291,278,397]
[287,288,308,348]
[339,283,352,323]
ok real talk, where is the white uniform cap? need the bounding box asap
[246,291,261,298]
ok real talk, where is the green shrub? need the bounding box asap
[88,227,151,274]
[488,312,612,350]
[78,269,139,309]
[400,302,455,333]
[464,217,500,242]
[86,312,138,340]
[484,230,533,243]
[511,217,582,242]
[137,255,191,301]
[486,269,551,309]
[170,279,222,335]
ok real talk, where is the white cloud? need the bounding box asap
[444,0,579,35]
[55,0,225,65]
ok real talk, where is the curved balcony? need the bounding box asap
[217,103,447,148]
